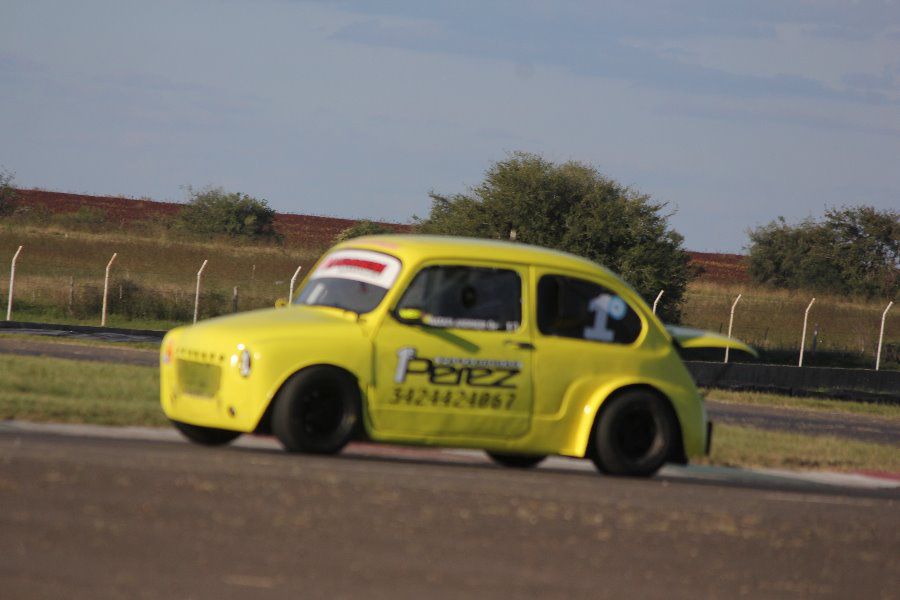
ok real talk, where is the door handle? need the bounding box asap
[504,340,535,351]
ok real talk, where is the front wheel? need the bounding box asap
[272,366,361,454]
[589,391,676,477]
[171,420,242,446]
[487,452,546,469]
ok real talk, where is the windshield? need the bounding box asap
[295,249,402,314]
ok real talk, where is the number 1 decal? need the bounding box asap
[583,294,627,342]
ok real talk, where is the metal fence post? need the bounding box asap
[193,259,208,324]
[798,297,815,367]
[724,293,742,364]
[101,252,117,327]
[875,301,894,371]
[288,265,303,304]
[6,245,23,321]
[652,290,664,315]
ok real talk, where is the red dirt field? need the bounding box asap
[9,189,747,283]
[688,251,749,283]
[11,189,409,247]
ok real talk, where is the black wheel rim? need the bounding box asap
[614,405,658,461]
[298,383,344,437]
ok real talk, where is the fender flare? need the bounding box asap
[566,378,686,461]
[253,362,363,434]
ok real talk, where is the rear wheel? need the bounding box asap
[272,366,361,454]
[589,390,676,477]
[487,452,546,469]
[171,420,241,446]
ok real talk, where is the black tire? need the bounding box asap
[171,420,242,446]
[589,390,676,477]
[487,452,546,469]
[272,366,361,454]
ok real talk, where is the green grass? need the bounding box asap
[0,354,164,426]
[702,424,900,472]
[704,389,900,419]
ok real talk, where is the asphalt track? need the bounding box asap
[0,422,898,599]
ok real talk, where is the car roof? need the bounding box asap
[336,234,617,279]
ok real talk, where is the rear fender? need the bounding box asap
[563,376,698,459]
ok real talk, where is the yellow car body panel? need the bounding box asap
[666,324,759,358]
[160,235,750,461]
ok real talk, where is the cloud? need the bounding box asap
[330,15,894,105]
[843,63,900,94]
[661,101,900,139]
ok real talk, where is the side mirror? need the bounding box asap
[274,298,288,309]
[394,307,425,324]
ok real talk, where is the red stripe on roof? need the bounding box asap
[324,258,387,273]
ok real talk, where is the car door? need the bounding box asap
[531,269,646,418]
[371,261,534,440]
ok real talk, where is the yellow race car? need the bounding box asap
[160,235,753,476]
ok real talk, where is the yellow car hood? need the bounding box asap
[665,325,758,358]
[181,306,365,346]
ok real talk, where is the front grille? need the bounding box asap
[176,359,222,397]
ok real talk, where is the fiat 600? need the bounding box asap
[160,235,752,476]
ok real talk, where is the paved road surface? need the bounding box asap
[1,426,898,599]
[0,336,158,367]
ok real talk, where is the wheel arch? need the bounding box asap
[253,362,363,435]
[572,382,686,464]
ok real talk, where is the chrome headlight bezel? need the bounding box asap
[238,348,252,377]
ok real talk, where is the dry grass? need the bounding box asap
[1,225,322,323]
[684,280,899,365]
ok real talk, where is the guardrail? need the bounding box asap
[2,320,898,403]
[685,361,899,404]
[0,320,165,342]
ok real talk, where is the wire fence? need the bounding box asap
[681,285,898,369]
[2,244,898,370]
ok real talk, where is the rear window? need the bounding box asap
[537,275,642,344]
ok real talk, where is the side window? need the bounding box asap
[537,275,642,344]
[397,266,522,331]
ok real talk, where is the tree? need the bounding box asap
[0,167,17,216]
[334,220,395,243]
[748,206,899,298]
[416,153,692,320]
[175,186,278,240]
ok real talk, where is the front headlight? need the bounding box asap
[239,348,252,377]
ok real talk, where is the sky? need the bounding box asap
[1,0,898,252]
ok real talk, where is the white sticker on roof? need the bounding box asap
[311,249,402,289]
